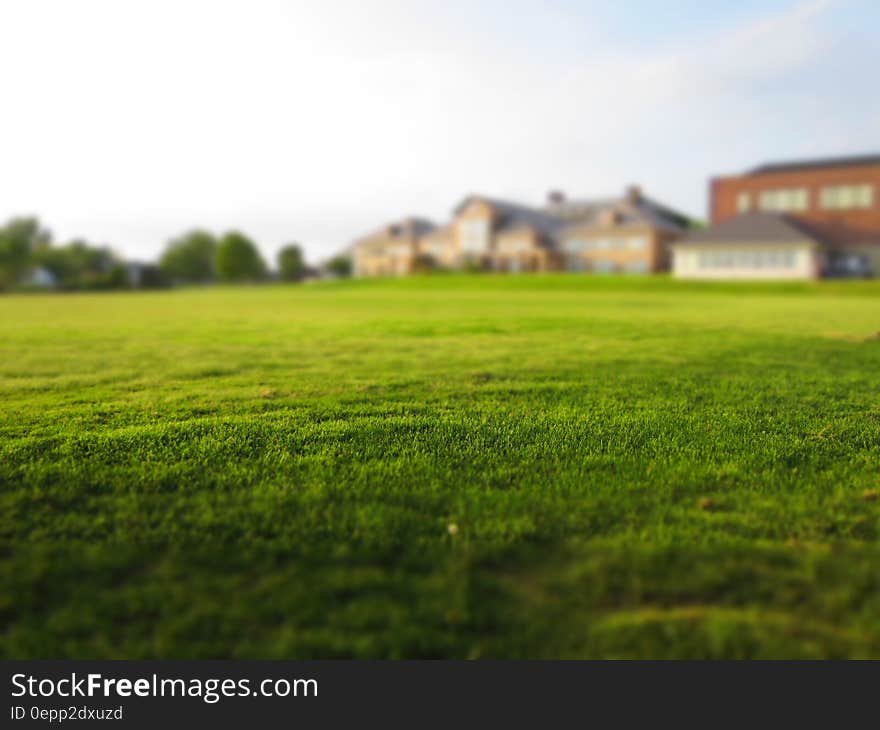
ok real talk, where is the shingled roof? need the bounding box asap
[352,216,437,246]
[677,212,826,246]
[452,190,692,241]
[452,195,565,239]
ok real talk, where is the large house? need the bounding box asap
[673,154,880,279]
[352,187,693,277]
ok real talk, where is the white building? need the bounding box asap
[671,212,826,280]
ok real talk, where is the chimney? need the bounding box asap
[547,190,566,206]
[626,185,643,204]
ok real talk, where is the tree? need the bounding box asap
[34,239,118,289]
[325,254,352,278]
[216,231,266,282]
[412,254,439,274]
[0,216,52,289]
[277,243,306,282]
[135,264,171,289]
[159,229,217,284]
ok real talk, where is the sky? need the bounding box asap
[0,0,878,265]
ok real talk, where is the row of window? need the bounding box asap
[698,250,798,269]
[736,184,875,213]
[566,236,649,252]
[365,243,413,258]
[820,185,874,209]
[499,239,532,254]
[567,258,649,273]
[414,236,648,257]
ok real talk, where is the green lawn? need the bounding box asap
[2,275,880,658]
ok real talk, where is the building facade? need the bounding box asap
[352,187,693,277]
[351,218,437,277]
[675,154,880,279]
[672,213,825,280]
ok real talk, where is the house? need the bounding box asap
[352,217,437,277]
[452,195,563,272]
[671,213,824,280]
[351,187,693,276]
[550,187,691,274]
[673,154,880,279]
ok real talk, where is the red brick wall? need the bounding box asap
[710,163,880,245]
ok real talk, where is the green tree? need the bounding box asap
[277,243,306,282]
[159,230,217,284]
[34,239,117,289]
[216,231,266,282]
[325,254,352,278]
[0,216,52,289]
[412,254,439,274]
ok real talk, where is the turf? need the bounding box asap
[2,275,879,658]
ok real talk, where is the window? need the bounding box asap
[627,237,648,250]
[503,238,528,253]
[594,260,617,273]
[625,261,648,274]
[820,184,874,210]
[566,238,587,253]
[460,219,490,254]
[759,188,809,212]
[697,249,797,269]
[737,192,752,213]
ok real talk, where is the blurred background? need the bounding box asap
[0,0,877,283]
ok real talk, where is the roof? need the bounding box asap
[548,195,692,234]
[453,191,693,241]
[420,222,454,239]
[747,154,880,176]
[675,212,825,246]
[452,195,564,239]
[400,217,437,237]
[352,216,437,247]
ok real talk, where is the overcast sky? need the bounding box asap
[1,0,877,264]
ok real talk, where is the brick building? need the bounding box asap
[674,154,880,279]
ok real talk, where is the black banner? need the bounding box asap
[3,661,876,727]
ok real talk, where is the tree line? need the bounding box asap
[0,216,352,292]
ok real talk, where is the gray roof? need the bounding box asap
[453,195,564,239]
[352,216,437,246]
[552,196,691,234]
[748,153,880,176]
[453,191,692,243]
[400,217,438,237]
[676,212,824,246]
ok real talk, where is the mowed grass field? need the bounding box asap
[2,275,880,659]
